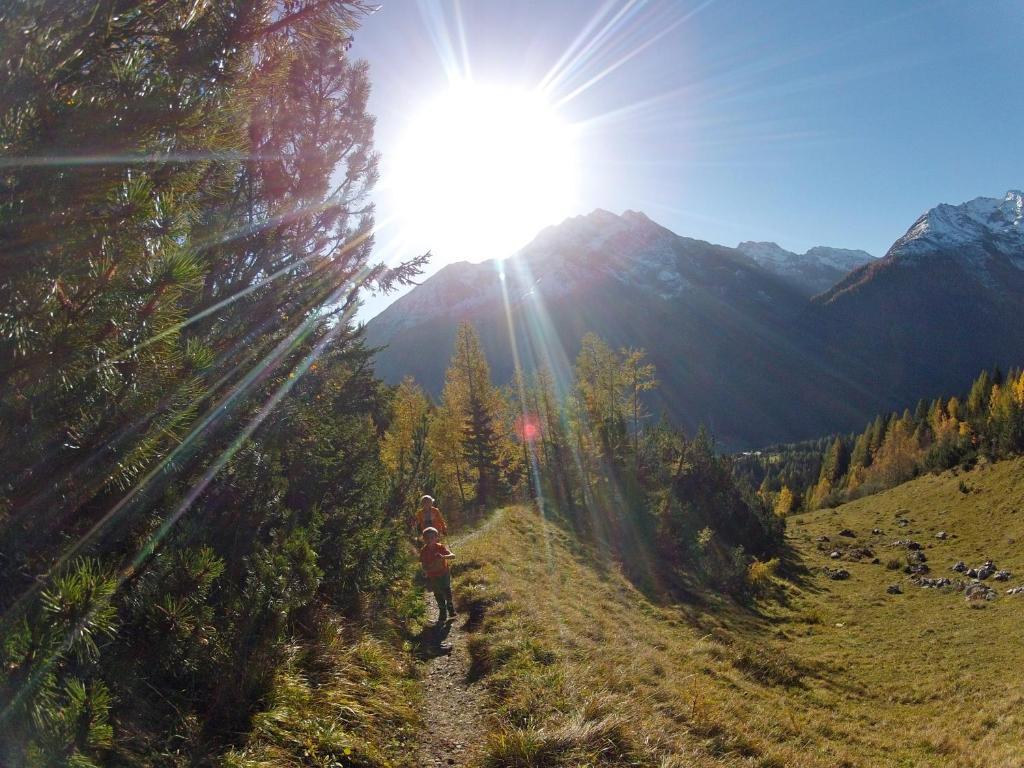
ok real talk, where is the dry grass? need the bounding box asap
[224,618,421,768]
[454,459,1024,767]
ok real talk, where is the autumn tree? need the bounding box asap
[775,485,797,517]
[621,346,658,464]
[381,377,434,525]
[429,322,513,513]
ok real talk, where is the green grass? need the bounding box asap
[453,459,1024,767]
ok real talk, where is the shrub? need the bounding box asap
[746,557,780,593]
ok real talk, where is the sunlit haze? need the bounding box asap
[351,0,1023,320]
[390,82,579,267]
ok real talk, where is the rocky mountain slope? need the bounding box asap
[809,190,1024,409]
[365,191,1024,449]
[365,210,879,448]
[737,240,873,296]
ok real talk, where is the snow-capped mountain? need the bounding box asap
[366,191,1024,448]
[810,190,1024,411]
[888,190,1024,263]
[737,241,873,296]
[820,190,1024,303]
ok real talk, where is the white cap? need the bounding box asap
[422,526,439,536]
[420,494,434,504]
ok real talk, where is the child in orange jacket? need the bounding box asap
[420,527,456,623]
[416,494,448,538]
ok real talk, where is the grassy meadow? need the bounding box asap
[452,458,1024,767]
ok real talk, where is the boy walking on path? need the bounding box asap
[420,527,456,624]
[417,494,448,538]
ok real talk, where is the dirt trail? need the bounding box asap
[414,592,488,766]
[414,518,499,767]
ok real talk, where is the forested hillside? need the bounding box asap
[381,321,784,596]
[738,366,1024,515]
[365,209,881,449]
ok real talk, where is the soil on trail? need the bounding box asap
[413,592,487,767]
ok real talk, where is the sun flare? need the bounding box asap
[391,82,579,264]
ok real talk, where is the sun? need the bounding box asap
[391,82,579,264]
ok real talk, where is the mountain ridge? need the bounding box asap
[365,191,1024,449]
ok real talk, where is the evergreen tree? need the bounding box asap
[850,430,872,469]
[437,322,506,510]
[966,369,993,419]
[819,436,850,486]
[0,2,426,761]
[867,414,887,462]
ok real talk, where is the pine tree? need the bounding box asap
[0,2,427,760]
[966,370,993,419]
[819,436,850,486]
[436,322,506,510]
[850,430,872,469]
[863,415,886,465]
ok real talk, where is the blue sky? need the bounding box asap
[351,0,1024,319]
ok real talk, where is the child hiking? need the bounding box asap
[420,527,456,624]
[417,494,448,538]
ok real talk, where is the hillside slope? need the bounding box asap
[454,460,1024,767]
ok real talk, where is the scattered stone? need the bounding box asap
[824,567,850,580]
[872,528,883,535]
[951,561,967,573]
[892,539,921,550]
[914,576,952,589]
[965,581,997,602]
[1006,585,1024,596]
[817,535,830,542]
[887,584,902,594]
[977,561,996,580]
[904,563,930,575]
[935,531,948,540]
[838,528,857,538]
[994,570,1012,582]
[907,550,927,564]
[847,546,875,561]
[870,557,881,565]
[829,550,841,559]
[896,518,910,527]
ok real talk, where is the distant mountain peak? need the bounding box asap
[736,240,873,296]
[736,241,791,262]
[889,190,1024,264]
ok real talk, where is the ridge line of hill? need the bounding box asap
[448,464,1024,766]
